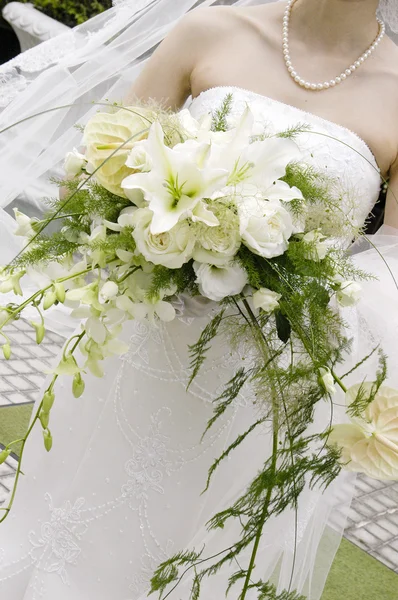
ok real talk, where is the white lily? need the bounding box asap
[121,121,228,234]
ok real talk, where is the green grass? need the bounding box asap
[322,537,398,600]
[0,402,33,457]
[0,403,397,599]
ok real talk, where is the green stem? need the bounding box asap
[0,331,85,524]
[240,414,279,599]
[239,298,280,599]
[0,267,93,330]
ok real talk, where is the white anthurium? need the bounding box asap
[336,280,361,307]
[303,229,329,261]
[83,105,154,197]
[238,197,293,259]
[131,207,195,269]
[121,121,228,234]
[193,261,248,302]
[329,383,398,480]
[253,288,281,313]
[13,209,37,238]
[64,148,87,177]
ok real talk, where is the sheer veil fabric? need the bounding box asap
[0,2,397,600]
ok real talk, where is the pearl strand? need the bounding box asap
[283,0,386,91]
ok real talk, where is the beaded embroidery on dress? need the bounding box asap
[0,87,383,600]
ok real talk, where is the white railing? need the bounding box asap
[2,2,69,52]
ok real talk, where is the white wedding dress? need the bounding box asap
[0,86,395,600]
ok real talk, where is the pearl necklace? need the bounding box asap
[282,0,386,91]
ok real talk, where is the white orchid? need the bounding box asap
[329,383,398,480]
[121,121,228,234]
[0,269,25,296]
[13,209,37,238]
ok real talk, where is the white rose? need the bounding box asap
[193,261,248,302]
[336,281,361,307]
[303,229,329,261]
[253,288,281,313]
[125,143,153,172]
[64,148,87,176]
[319,367,336,395]
[132,208,195,269]
[193,203,241,266]
[329,383,398,480]
[238,197,293,258]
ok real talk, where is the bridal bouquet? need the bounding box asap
[1,95,397,599]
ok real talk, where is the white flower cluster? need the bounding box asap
[80,106,305,303]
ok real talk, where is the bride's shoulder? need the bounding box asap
[179,2,278,39]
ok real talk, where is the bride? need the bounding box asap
[0,0,397,598]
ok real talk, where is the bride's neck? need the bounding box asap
[290,0,381,52]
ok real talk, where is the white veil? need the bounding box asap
[0,0,396,218]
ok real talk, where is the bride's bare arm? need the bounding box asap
[124,8,218,110]
[384,157,398,229]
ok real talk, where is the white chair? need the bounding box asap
[2,2,69,52]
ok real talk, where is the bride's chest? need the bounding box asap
[192,46,398,178]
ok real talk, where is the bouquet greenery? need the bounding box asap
[0,95,397,599]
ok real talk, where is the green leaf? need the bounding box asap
[275,311,291,343]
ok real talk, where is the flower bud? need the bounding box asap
[2,343,11,359]
[31,321,45,344]
[0,448,11,464]
[39,410,50,429]
[53,282,66,303]
[43,429,53,452]
[319,367,336,395]
[72,373,85,398]
[43,290,57,310]
[42,390,55,412]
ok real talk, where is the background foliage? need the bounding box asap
[0,0,112,27]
